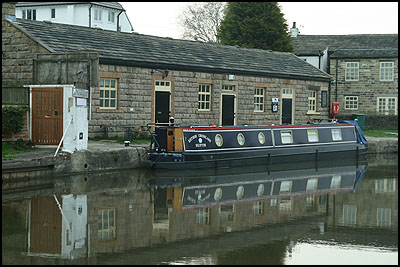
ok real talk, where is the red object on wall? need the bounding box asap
[332,102,339,119]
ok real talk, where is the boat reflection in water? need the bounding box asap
[2,157,397,264]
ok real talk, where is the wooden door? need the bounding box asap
[32,87,63,145]
[155,91,170,124]
[222,94,236,126]
[30,196,62,254]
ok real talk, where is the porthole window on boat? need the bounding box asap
[280,131,293,144]
[215,134,223,147]
[257,184,264,197]
[236,185,245,199]
[331,129,342,141]
[237,133,245,146]
[258,132,265,144]
[307,129,319,142]
[214,187,223,201]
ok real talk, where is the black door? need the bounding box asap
[222,95,235,126]
[282,98,292,124]
[155,91,170,124]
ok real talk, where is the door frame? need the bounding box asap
[280,87,295,124]
[219,92,237,126]
[152,76,173,124]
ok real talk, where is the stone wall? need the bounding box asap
[90,64,330,138]
[330,58,398,115]
[336,114,398,130]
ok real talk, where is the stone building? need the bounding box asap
[3,3,331,142]
[291,23,398,116]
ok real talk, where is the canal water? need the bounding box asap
[2,154,397,265]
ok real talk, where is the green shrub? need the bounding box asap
[2,105,29,137]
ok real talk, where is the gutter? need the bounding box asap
[116,10,123,32]
[88,4,93,28]
[335,58,338,102]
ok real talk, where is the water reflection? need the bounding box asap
[2,156,397,265]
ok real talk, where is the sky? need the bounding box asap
[121,2,398,39]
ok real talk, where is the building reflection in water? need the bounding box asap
[2,158,397,264]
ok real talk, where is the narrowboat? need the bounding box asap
[148,162,367,211]
[147,120,368,169]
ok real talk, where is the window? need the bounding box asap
[380,62,394,81]
[377,97,397,115]
[236,185,245,200]
[307,129,319,142]
[51,8,56,19]
[321,90,328,108]
[196,208,209,224]
[343,204,357,226]
[280,131,293,144]
[258,132,265,144]
[100,78,117,109]
[280,181,292,194]
[215,134,223,147]
[331,175,341,189]
[308,91,317,113]
[306,178,318,192]
[98,208,116,241]
[345,62,359,81]
[198,84,211,111]
[377,208,391,227]
[375,179,396,193]
[94,9,102,21]
[23,9,36,20]
[253,201,264,215]
[237,133,245,146]
[345,96,358,110]
[279,199,292,212]
[254,88,265,112]
[108,11,115,23]
[222,84,235,91]
[331,129,342,141]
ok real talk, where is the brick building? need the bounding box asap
[3,3,332,142]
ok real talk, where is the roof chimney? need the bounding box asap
[290,22,299,38]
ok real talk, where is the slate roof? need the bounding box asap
[293,34,398,59]
[9,18,332,82]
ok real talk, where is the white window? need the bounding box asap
[280,131,293,144]
[377,97,397,115]
[94,9,102,21]
[375,179,396,193]
[331,175,341,189]
[380,62,394,81]
[307,129,319,142]
[51,8,56,19]
[345,62,359,81]
[306,178,318,192]
[308,91,317,113]
[377,208,391,227]
[98,208,116,240]
[196,208,210,224]
[345,96,358,110]
[222,84,235,91]
[331,129,342,141]
[253,201,264,215]
[343,204,357,226]
[108,11,115,23]
[100,78,117,109]
[279,199,292,212]
[23,9,36,20]
[254,88,265,112]
[198,84,211,111]
[280,181,292,194]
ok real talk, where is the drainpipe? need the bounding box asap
[117,10,123,32]
[335,58,338,102]
[89,4,93,28]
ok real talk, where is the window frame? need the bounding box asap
[344,96,359,110]
[97,208,116,241]
[108,11,115,23]
[377,96,398,115]
[380,62,394,81]
[307,90,317,113]
[99,78,118,109]
[254,87,265,112]
[345,62,359,81]
[198,84,212,111]
[196,207,210,225]
[331,128,342,141]
[94,9,102,22]
[51,8,56,19]
[280,130,293,144]
[307,129,319,143]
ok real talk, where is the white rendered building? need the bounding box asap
[15,2,133,33]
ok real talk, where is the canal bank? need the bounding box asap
[2,136,398,182]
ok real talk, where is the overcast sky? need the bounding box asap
[121,2,398,38]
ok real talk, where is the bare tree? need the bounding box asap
[178,2,226,43]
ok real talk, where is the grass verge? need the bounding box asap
[363,129,398,138]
